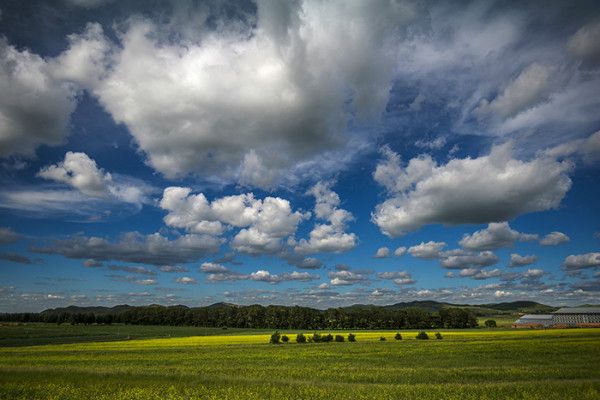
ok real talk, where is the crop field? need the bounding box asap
[0,323,275,347]
[1,326,599,399]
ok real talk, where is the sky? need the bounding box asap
[0,0,599,312]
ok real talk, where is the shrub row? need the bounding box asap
[416,331,444,339]
[271,332,355,344]
[270,331,444,344]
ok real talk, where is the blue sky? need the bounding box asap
[0,0,599,312]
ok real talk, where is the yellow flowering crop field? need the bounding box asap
[1,327,599,399]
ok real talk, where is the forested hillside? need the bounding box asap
[1,303,482,329]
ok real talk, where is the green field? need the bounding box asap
[0,323,276,347]
[0,322,519,347]
[477,315,517,328]
[1,325,599,399]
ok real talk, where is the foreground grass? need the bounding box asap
[1,328,599,399]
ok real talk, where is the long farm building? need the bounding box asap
[513,307,600,328]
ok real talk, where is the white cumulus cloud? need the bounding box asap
[440,250,499,269]
[0,39,75,157]
[408,241,446,259]
[38,152,153,206]
[84,1,416,186]
[509,254,537,268]
[539,231,570,246]
[176,277,197,285]
[374,247,390,258]
[372,143,572,236]
[160,187,307,255]
[295,181,357,254]
[393,246,407,256]
[459,222,538,250]
[563,253,600,271]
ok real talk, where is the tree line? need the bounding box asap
[0,304,478,329]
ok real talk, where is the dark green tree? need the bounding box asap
[416,331,429,340]
[296,333,306,343]
[269,331,281,344]
[484,319,497,328]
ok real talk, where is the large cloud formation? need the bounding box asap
[372,144,572,236]
[160,187,307,255]
[395,3,600,149]
[160,182,358,256]
[0,2,416,188]
[0,22,111,158]
[81,1,416,187]
[0,39,76,156]
[3,1,600,190]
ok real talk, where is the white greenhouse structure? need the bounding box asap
[512,307,600,328]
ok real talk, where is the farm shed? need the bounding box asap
[552,307,600,327]
[512,314,554,328]
[512,307,600,328]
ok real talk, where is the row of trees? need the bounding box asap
[0,312,115,325]
[0,304,479,329]
[270,331,444,344]
[270,332,354,344]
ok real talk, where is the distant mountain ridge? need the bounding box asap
[392,300,558,315]
[342,300,557,315]
[41,304,135,315]
[40,300,558,316]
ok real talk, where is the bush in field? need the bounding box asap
[312,333,322,343]
[416,331,429,340]
[324,334,334,342]
[348,333,356,342]
[485,319,497,328]
[270,331,281,344]
[335,334,345,342]
[435,332,443,340]
[379,336,386,341]
[296,333,306,343]
[394,332,402,340]
[281,335,289,343]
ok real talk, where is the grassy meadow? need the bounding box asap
[1,325,599,399]
[477,315,517,328]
